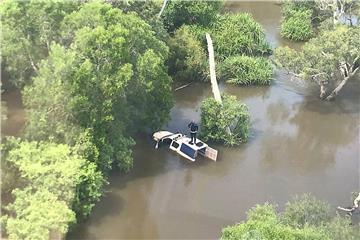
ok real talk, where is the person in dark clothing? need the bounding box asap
[188,120,198,144]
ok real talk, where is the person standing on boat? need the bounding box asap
[188,120,198,144]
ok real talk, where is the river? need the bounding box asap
[2,1,359,239]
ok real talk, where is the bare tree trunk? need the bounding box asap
[205,33,231,135]
[325,76,350,100]
[158,0,168,18]
[326,64,359,100]
[319,81,327,99]
[337,193,360,215]
[205,33,222,102]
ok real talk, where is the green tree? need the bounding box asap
[25,2,173,172]
[221,195,359,240]
[161,0,223,32]
[1,138,104,239]
[212,13,271,58]
[168,25,208,82]
[0,0,79,88]
[200,94,250,146]
[4,187,76,240]
[325,215,359,240]
[282,194,332,228]
[275,26,360,100]
[219,56,273,85]
[23,44,79,144]
[111,0,169,41]
[68,3,172,171]
[221,204,329,240]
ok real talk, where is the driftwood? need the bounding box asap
[174,82,191,91]
[337,193,360,215]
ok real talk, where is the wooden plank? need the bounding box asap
[205,147,218,161]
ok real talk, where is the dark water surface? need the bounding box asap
[2,1,359,239]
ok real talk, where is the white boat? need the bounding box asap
[153,131,218,162]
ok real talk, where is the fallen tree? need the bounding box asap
[337,192,360,215]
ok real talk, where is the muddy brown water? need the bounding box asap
[1,1,359,239]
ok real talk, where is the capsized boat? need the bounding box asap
[153,131,218,162]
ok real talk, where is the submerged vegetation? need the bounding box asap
[281,8,314,41]
[221,194,360,240]
[219,56,273,85]
[212,13,272,58]
[280,0,314,41]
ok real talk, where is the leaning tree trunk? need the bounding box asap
[325,62,359,100]
[205,33,231,135]
[325,76,350,100]
[337,193,360,215]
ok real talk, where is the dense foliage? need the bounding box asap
[161,0,223,32]
[1,138,104,239]
[168,25,208,82]
[280,0,360,42]
[106,0,169,42]
[0,0,79,87]
[212,13,271,58]
[219,56,273,85]
[1,1,174,238]
[275,25,360,100]
[221,204,328,240]
[281,8,314,41]
[221,195,359,240]
[282,194,332,228]
[24,2,173,173]
[200,95,250,146]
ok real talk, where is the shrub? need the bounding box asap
[281,194,332,228]
[200,94,250,146]
[281,9,314,41]
[219,55,273,85]
[212,13,271,58]
[221,204,330,240]
[168,25,208,82]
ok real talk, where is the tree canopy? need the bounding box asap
[275,25,360,100]
[23,2,173,173]
[221,194,359,240]
[219,56,273,85]
[167,25,208,82]
[161,0,223,32]
[2,2,174,238]
[200,94,250,146]
[0,0,79,87]
[1,138,104,239]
